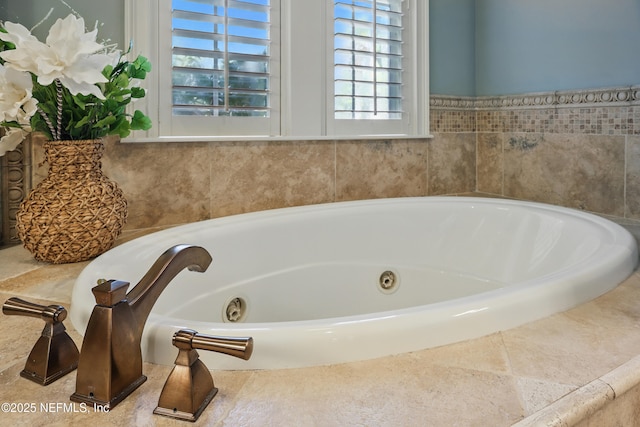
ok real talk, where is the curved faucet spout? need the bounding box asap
[72,244,212,410]
[126,244,212,337]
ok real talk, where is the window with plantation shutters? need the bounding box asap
[172,0,271,117]
[148,0,280,137]
[327,0,426,137]
[334,0,404,120]
[124,0,429,141]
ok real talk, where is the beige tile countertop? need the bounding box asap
[1,227,640,426]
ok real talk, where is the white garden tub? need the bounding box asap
[69,197,638,370]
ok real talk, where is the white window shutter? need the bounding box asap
[172,0,272,117]
[334,0,404,120]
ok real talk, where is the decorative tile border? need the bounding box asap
[431,86,640,111]
[478,86,640,110]
[429,109,476,133]
[476,106,640,135]
[430,95,477,111]
[430,86,640,134]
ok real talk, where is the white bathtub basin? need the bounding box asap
[69,197,638,370]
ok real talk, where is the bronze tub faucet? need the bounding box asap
[70,244,212,410]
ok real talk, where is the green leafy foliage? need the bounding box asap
[33,53,152,141]
[1,38,152,141]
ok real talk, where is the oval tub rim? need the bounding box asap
[69,196,639,369]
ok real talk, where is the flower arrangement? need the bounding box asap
[0,13,151,156]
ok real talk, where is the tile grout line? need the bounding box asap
[497,331,528,420]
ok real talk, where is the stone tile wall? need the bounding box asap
[28,134,476,230]
[22,85,638,231]
[434,86,640,220]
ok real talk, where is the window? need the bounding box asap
[334,0,404,120]
[172,0,272,118]
[156,0,280,137]
[125,0,428,141]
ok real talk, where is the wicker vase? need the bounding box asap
[16,139,127,264]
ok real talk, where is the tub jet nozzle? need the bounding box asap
[379,270,397,290]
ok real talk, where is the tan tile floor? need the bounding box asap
[1,226,640,426]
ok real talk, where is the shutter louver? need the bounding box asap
[334,0,403,120]
[172,0,271,117]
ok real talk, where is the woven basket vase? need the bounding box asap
[16,139,127,264]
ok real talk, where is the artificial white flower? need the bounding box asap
[0,14,116,99]
[0,13,151,148]
[0,64,36,152]
[0,126,29,156]
[0,64,38,123]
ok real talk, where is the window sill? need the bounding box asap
[122,133,435,143]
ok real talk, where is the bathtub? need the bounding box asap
[69,197,638,370]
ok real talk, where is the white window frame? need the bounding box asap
[124,0,429,142]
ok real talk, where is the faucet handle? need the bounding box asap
[174,329,254,360]
[2,297,67,323]
[154,329,254,422]
[2,297,79,385]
